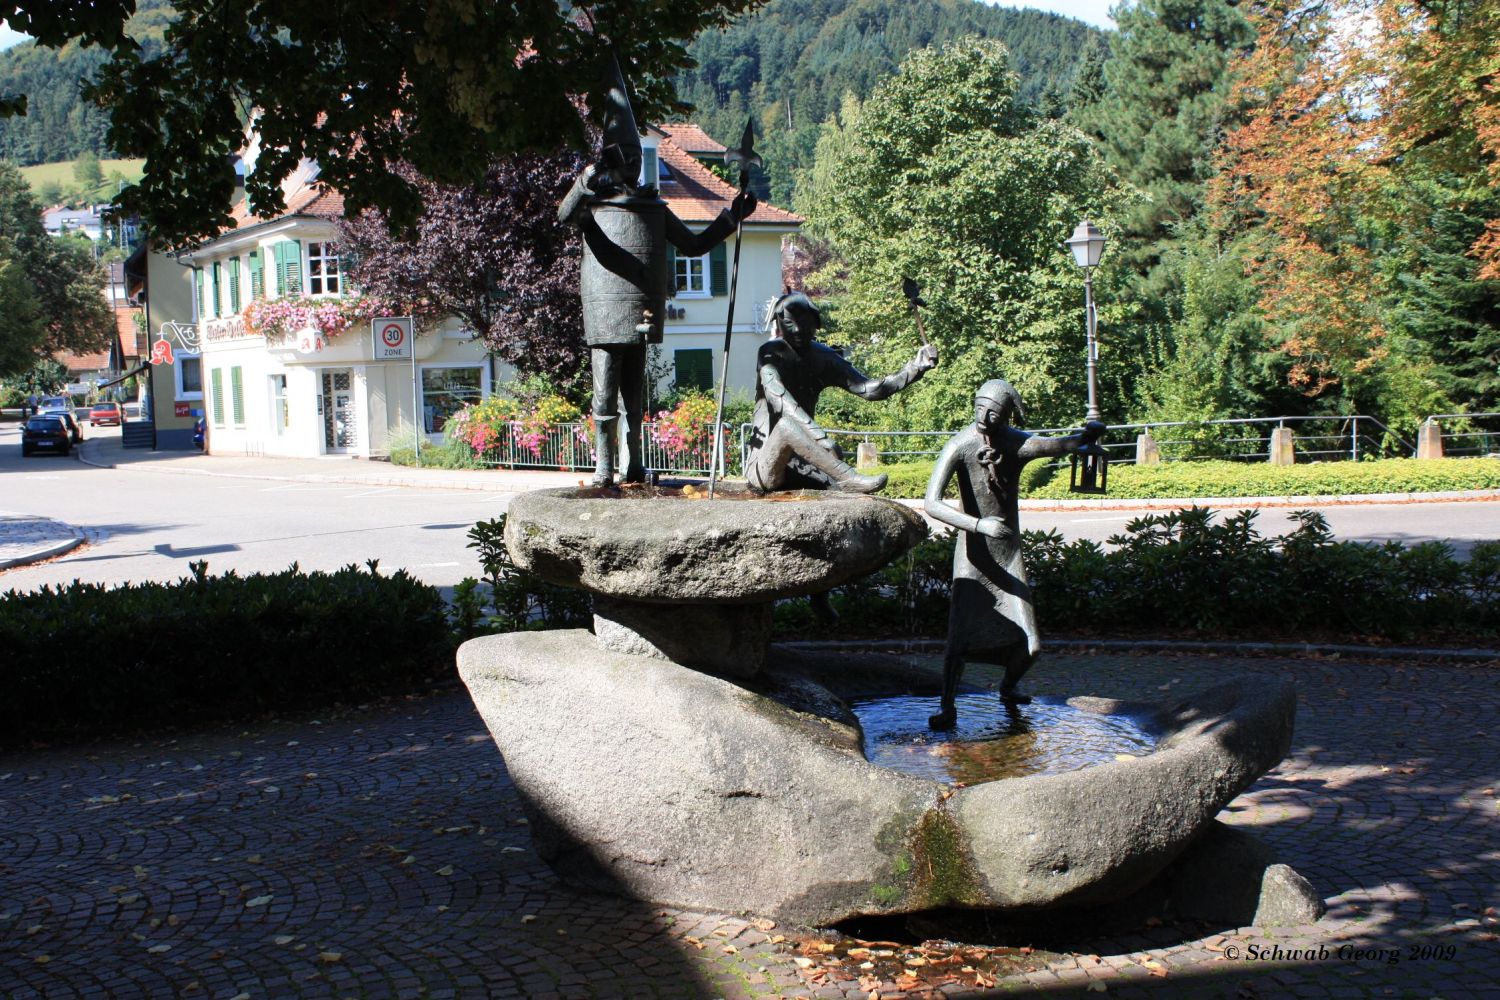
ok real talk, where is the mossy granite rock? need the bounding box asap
[459,632,1302,925]
[502,487,927,604]
[502,487,926,677]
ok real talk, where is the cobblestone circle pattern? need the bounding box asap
[3,651,1498,999]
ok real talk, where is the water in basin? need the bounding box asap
[850,694,1157,786]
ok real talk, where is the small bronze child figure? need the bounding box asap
[924,379,1105,728]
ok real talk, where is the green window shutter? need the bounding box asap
[709,243,727,296]
[228,257,241,313]
[338,249,358,294]
[665,244,677,296]
[248,249,263,299]
[230,366,244,426]
[674,348,713,392]
[210,368,225,427]
[194,268,205,319]
[211,261,222,317]
[275,240,302,296]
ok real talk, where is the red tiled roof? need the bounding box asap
[228,174,346,229]
[57,347,115,373]
[220,130,796,232]
[654,123,726,156]
[656,137,802,227]
[115,305,145,356]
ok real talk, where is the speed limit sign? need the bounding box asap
[372,317,413,359]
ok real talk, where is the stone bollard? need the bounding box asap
[1268,426,1296,466]
[1136,431,1161,465]
[856,441,880,470]
[1417,419,1444,460]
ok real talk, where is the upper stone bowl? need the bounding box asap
[503,486,927,605]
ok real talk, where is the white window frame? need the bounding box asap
[305,241,341,297]
[175,354,204,401]
[673,253,710,298]
[419,363,489,436]
[269,374,289,436]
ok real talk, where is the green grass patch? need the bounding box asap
[873,456,1500,500]
[17,158,145,196]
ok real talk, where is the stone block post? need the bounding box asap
[1136,431,1161,466]
[1417,419,1444,460]
[1268,426,1296,466]
[855,441,880,470]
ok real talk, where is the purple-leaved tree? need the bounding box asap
[339,152,589,394]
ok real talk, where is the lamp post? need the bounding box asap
[1065,220,1107,422]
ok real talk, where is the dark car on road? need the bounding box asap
[52,411,84,444]
[22,415,72,456]
[89,402,124,426]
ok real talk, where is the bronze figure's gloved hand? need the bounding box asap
[731,189,758,222]
[915,344,939,372]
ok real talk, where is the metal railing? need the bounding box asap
[1424,412,1500,458]
[824,414,1419,467]
[474,421,752,477]
[465,412,1496,476]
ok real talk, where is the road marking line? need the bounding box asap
[344,488,398,498]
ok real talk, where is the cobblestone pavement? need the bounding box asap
[3,651,1498,999]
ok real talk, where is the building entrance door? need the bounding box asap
[321,369,357,453]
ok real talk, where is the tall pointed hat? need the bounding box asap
[600,53,642,169]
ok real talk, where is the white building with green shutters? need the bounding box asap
[184,128,800,459]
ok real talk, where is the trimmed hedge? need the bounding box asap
[0,561,454,744]
[774,508,1500,644]
[874,456,1500,500]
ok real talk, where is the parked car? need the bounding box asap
[52,410,84,444]
[89,402,124,426]
[21,415,71,456]
[38,395,72,415]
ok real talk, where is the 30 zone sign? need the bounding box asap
[372,317,414,360]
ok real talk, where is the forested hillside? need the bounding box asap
[676,0,1102,202]
[0,0,172,164]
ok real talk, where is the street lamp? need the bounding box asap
[1065,220,1107,422]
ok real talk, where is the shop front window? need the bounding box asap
[421,366,483,433]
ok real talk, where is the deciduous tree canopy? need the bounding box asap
[0,161,115,376]
[338,153,589,393]
[2,0,759,245]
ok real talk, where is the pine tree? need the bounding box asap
[1078,0,1254,323]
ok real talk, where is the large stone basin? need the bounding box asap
[458,634,1307,926]
[503,487,926,675]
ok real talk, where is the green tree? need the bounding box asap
[0,239,46,376]
[1077,0,1253,325]
[797,38,1130,430]
[72,149,102,191]
[0,161,114,372]
[4,0,761,244]
[678,0,1102,205]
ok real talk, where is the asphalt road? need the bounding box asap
[0,422,515,593]
[1,419,1496,595]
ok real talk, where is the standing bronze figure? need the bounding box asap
[924,379,1104,728]
[558,57,755,485]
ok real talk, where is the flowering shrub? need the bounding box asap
[449,394,585,461]
[650,393,718,457]
[448,397,519,452]
[243,294,396,343]
[514,395,583,457]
